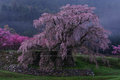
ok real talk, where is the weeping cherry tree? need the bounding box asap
[18,4,111,69]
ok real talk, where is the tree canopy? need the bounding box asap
[18,4,111,67]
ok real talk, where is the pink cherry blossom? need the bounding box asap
[18,4,111,67]
[112,45,120,54]
[0,28,13,49]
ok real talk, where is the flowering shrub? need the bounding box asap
[112,45,120,54]
[10,34,29,50]
[0,28,29,50]
[0,28,13,50]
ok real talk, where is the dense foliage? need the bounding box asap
[0,28,29,50]
[0,0,119,39]
[112,45,120,54]
[18,4,111,68]
[0,0,119,54]
[10,34,29,50]
[0,3,40,37]
[0,28,12,49]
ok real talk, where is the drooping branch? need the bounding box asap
[18,4,111,68]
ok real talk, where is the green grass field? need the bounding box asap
[1,53,120,80]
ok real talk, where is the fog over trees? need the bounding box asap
[0,0,120,53]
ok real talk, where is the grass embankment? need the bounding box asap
[0,52,120,80]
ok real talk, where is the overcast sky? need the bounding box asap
[0,0,120,36]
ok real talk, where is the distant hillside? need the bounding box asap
[0,0,120,39]
[0,0,14,6]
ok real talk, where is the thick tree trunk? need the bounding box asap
[31,51,40,66]
[39,51,54,68]
[32,49,76,72]
[64,48,76,67]
[55,48,76,67]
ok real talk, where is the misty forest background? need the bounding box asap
[0,0,120,54]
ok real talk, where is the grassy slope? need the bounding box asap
[0,54,120,80]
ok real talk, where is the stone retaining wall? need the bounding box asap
[1,64,94,76]
[0,51,95,76]
[0,51,20,67]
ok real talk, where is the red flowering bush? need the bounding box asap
[0,28,29,50]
